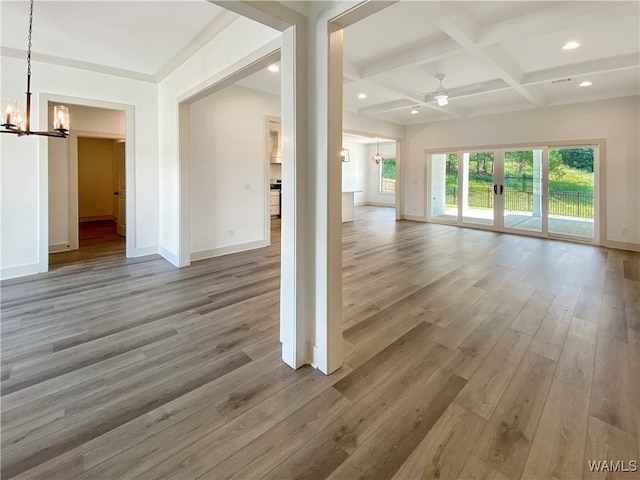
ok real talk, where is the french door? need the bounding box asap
[429,146,597,242]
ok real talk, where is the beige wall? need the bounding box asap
[78,137,117,221]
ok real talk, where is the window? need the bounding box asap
[380,157,396,193]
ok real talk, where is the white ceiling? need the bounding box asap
[0,0,236,81]
[342,1,640,124]
[1,1,638,124]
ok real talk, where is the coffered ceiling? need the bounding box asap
[1,1,638,124]
[342,1,640,124]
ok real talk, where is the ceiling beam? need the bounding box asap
[356,2,637,84]
[521,54,640,86]
[331,1,397,30]
[477,1,636,46]
[422,2,543,106]
[358,99,415,116]
[361,38,461,79]
[209,1,305,31]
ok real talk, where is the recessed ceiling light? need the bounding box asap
[579,80,592,87]
[358,93,367,99]
[267,64,280,72]
[562,41,580,50]
[410,108,419,114]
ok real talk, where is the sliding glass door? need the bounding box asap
[502,149,545,235]
[461,151,495,227]
[428,145,597,242]
[548,147,595,239]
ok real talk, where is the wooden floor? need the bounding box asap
[1,207,639,479]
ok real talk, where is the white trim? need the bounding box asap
[604,240,640,252]
[1,47,156,83]
[128,246,158,257]
[79,215,117,223]
[177,41,282,269]
[39,94,137,273]
[49,243,71,254]
[363,201,395,208]
[0,263,41,281]
[158,246,180,267]
[404,214,425,222]
[190,239,268,262]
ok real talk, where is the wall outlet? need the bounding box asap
[244,183,251,190]
[622,227,628,235]
[228,228,235,237]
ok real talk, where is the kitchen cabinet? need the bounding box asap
[270,190,280,217]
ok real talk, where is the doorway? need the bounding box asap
[77,136,126,248]
[429,144,598,243]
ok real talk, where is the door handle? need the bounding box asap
[113,192,119,196]
[493,184,498,195]
[500,185,504,195]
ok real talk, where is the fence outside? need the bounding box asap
[446,185,593,219]
[382,178,396,192]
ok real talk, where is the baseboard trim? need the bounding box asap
[603,239,640,252]
[49,243,72,254]
[79,215,116,223]
[363,202,395,208]
[404,215,426,222]
[129,246,158,258]
[191,239,268,262]
[158,246,180,267]
[1,263,42,281]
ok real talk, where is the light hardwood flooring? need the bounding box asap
[1,207,639,479]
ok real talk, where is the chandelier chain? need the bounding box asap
[27,0,34,77]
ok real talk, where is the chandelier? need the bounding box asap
[1,0,69,138]
[372,138,383,164]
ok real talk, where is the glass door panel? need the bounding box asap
[502,149,544,233]
[430,153,458,222]
[461,151,494,226]
[548,147,595,239]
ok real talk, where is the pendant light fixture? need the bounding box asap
[372,138,383,165]
[1,0,69,138]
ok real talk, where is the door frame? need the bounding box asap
[426,139,604,245]
[342,128,403,220]
[69,132,125,251]
[40,94,135,274]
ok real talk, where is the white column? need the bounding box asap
[279,24,310,369]
[280,13,343,374]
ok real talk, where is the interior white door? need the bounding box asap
[115,141,126,237]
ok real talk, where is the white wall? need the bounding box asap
[189,85,280,259]
[0,55,158,279]
[48,105,125,249]
[157,17,280,264]
[405,96,640,248]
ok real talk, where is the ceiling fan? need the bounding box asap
[432,73,449,107]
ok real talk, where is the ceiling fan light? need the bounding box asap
[435,94,448,107]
